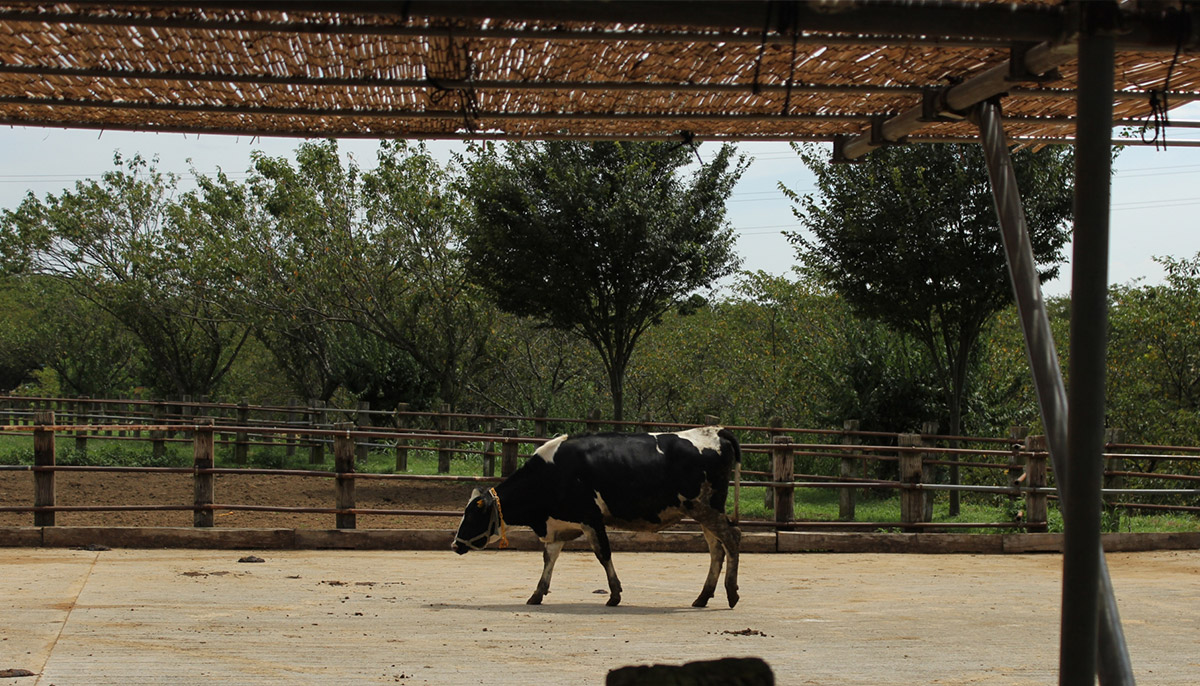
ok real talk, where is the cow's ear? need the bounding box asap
[469,487,481,501]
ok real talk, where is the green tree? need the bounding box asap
[0,276,47,391]
[1108,254,1200,447]
[1,153,250,398]
[466,313,599,419]
[461,141,747,422]
[175,151,351,402]
[199,139,493,408]
[783,143,1074,442]
[20,277,141,397]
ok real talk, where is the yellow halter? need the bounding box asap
[489,487,509,549]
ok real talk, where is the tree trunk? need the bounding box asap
[607,353,627,426]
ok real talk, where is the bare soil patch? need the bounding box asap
[0,470,471,529]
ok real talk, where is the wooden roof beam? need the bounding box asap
[3,63,1198,105]
[836,40,1078,160]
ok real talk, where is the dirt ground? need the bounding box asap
[0,471,469,530]
[4,548,1198,685]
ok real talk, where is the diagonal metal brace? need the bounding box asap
[974,99,1134,686]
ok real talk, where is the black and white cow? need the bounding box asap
[452,426,741,608]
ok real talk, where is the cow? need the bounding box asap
[452,425,741,608]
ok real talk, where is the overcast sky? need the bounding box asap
[3,104,1198,298]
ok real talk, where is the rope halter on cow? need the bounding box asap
[489,487,509,549]
[452,487,509,551]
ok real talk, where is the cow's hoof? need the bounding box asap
[606,594,621,607]
[526,593,543,605]
[727,592,739,609]
[691,596,710,608]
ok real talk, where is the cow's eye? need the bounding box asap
[476,499,485,509]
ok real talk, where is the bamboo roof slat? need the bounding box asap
[0,1,1196,143]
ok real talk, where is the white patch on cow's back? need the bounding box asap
[652,425,723,454]
[542,517,584,543]
[535,434,569,464]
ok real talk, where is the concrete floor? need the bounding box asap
[2,548,1198,685]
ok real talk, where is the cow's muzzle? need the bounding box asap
[452,529,491,554]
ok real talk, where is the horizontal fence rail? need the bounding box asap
[0,396,1197,533]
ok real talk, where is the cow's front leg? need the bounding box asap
[693,527,725,608]
[527,541,565,605]
[582,523,622,606]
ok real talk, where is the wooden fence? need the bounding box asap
[1,396,1198,532]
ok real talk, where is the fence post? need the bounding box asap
[501,428,519,476]
[334,423,356,530]
[34,410,56,527]
[764,416,783,511]
[234,399,250,465]
[1024,435,1049,533]
[180,395,193,439]
[585,408,601,433]
[921,421,938,522]
[131,398,142,439]
[482,417,496,477]
[74,395,89,456]
[840,419,860,521]
[394,403,409,472]
[193,418,215,528]
[117,395,127,438]
[103,397,113,437]
[354,400,371,464]
[432,403,450,474]
[309,399,326,465]
[283,397,299,457]
[534,408,548,440]
[898,433,925,532]
[151,400,166,461]
[772,435,794,526]
[1103,428,1125,507]
[1008,426,1029,514]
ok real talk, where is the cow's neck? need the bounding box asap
[493,468,550,527]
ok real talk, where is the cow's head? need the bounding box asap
[452,487,500,554]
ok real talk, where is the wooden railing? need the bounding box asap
[2,405,1198,532]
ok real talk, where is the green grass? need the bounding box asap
[2,432,1197,533]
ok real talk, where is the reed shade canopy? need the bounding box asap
[0,1,1198,154]
[2,2,1200,684]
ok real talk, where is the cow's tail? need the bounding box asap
[717,428,741,465]
[718,428,742,524]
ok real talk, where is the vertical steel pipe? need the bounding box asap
[1063,7,1116,684]
[976,100,1134,685]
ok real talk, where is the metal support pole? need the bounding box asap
[975,66,1133,686]
[1062,14,1116,683]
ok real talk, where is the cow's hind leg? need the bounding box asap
[582,523,622,606]
[692,528,725,608]
[527,541,565,605]
[691,507,741,608]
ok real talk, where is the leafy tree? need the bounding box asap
[625,270,941,435]
[783,143,1074,442]
[461,141,747,422]
[1,153,250,398]
[1108,254,1200,448]
[197,139,492,408]
[175,150,351,402]
[19,277,140,397]
[466,313,599,419]
[0,276,47,391]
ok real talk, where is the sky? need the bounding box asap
[2,104,1199,298]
